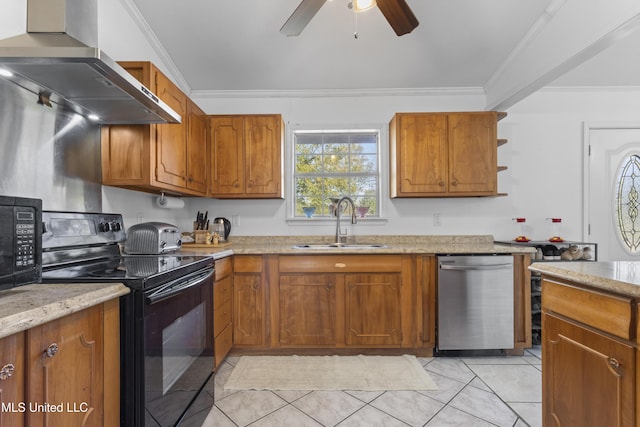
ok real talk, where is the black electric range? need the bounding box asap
[40,211,215,427]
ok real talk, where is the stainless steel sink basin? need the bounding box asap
[292,243,387,249]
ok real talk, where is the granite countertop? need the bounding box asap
[530,261,640,298]
[181,235,535,257]
[0,283,130,339]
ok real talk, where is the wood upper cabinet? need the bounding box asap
[186,102,208,194]
[390,111,501,197]
[101,61,207,196]
[154,70,188,189]
[209,114,283,198]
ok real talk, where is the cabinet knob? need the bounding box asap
[451,180,458,186]
[325,282,334,290]
[608,358,621,369]
[438,181,445,187]
[0,363,15,380]
[45,343,59,358]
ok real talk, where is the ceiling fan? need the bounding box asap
[280,0,419,37]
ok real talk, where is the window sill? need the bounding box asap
[286,217,388,226]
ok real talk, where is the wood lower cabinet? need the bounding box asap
[213,257,233,368]
[389,111,505,197]
[208,115,283,198]
[101,61,207,196]
[276,255,415,349]
[345,273,403,346]
[0,300,120,427]
[233,256,268,347]
[0,332,25,427]
[543,312,634,427]
[541,277,636,427]
[279,274,337,346]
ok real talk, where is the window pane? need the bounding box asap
[350,154,378,172]
[615,154,640,253]
[296,155,322,173]
[293,130,380,218]
[323,155,349,173]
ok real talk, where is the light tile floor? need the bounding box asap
[191,346,542,427]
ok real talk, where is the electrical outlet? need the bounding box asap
[232,215,240,227]
[433,213,441,227]
[136,212,143,224]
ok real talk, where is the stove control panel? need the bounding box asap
[42,212,126,249]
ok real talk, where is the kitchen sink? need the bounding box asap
[292,243,388,249]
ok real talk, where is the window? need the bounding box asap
[293,130,380,218]
[615,153,640,253]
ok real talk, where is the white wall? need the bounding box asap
[185,88,640,243]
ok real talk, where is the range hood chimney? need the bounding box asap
[0,0,181,124]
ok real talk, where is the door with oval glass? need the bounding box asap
[587,126,640,261]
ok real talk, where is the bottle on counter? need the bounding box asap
[547,218,564,242]
[513,217,530,242]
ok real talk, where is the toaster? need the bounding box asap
[124,222,182,254]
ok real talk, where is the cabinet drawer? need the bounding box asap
[542,278,633,340]
[215,257,232,280]
[214,299,232,337]
[279,255,402,273]
[214,323,233,369]
[234,255,263,273]
[214,275,232,307]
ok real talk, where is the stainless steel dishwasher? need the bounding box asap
[437,255,514,351]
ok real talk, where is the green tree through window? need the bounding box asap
[294,130,379,217]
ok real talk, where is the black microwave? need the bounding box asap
[0,196,42,290]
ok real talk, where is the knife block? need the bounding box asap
[193,230,210,245]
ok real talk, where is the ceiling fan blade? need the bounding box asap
[280,0,328,36]
[376,0,419,36]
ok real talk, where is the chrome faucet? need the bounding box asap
[335,196,357,244]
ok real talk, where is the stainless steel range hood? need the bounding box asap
[0,0,180,125]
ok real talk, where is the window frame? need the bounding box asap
[285,123,388,225]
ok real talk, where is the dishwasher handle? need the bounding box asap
[440,262,513,271]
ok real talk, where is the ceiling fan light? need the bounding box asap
[354,0,376,12]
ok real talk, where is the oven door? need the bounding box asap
[142,267,214,426]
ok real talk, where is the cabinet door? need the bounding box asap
[543,312,634,427]
[395,113,448,195]
[0,332,24,427]
[233,273,265,347]
[447,112,497,194]
[155,70,188,189]
[27,305,104,427]
[345,273,403,346]
[186,102,208,194]
[244,115,282,197]
[209,116,245,196]
[279,274,337,346]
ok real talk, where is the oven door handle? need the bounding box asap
[145,267,214,305]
